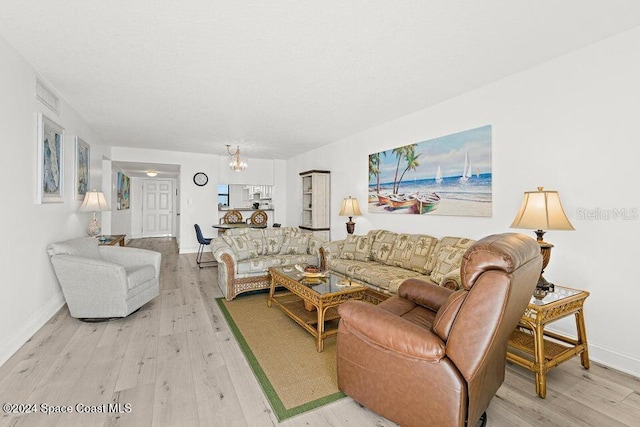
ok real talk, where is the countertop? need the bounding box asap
[218,207,274,211]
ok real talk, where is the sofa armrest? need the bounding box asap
[398,278,453,312]
[307,235,326,257]
[99,246,162,278]
[210,237,237,264]
[50,255,128,296]
[441,269,463,291]
[338,301,446,362]
[321,240,344,260]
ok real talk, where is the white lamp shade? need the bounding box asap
[79,191,111,212]
[510,188,574,231]
[338,197,362,216]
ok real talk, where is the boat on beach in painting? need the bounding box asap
[386,193,416,210]
[377,193,391,205]
[411,192,441,214]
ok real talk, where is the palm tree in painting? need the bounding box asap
[391,146,407,194]
[368,153,381,195]
[396,146,421,193]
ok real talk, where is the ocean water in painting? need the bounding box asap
[368,125,492,217]
[372,173,492,202]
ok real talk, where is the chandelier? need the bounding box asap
[226,144,248,172]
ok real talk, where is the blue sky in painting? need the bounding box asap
[372,125,492,184]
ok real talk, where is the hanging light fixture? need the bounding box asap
[226,144,248,172]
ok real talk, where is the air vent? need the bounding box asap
[35,78,59,114]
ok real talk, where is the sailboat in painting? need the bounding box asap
[459,150,472,182]
[435,165,443,184]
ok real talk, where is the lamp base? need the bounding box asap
[87,216,101,237]
[346,217,355,234]
[536,275,555,292]
[534,230,555,292]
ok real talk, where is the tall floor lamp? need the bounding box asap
[79,191,111,237]
[338,196,362,234]
[510,187,574,290]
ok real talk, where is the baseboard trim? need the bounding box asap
[179,246,199,254]
[0,293,65,367]
[589,344,640,378]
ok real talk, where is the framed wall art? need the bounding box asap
[368,125,492,217]
[37,113,64,203]
[117,171,130,210]
[75,137,90,201]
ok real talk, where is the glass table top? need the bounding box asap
[530,285,582,306]
[272,266,366,295]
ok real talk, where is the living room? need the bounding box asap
[1,2,640,426]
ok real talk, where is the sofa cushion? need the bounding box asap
[237,254,318,274]
[425,236,476,273]
[388,233,438,274]
[430,245,467,285]
[264,235,285,255]
[355,263,427,293]
[369,230,398,264]
[327,259,370,278]
[245,228,266,255]
[47,237,101,260]
[340,235,371,261]
[222,235,258,260]
[280,235,310,255]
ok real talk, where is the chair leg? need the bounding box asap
[196,243,217,268]
[196,243,204,265]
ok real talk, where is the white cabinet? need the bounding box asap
[299,170,330,241]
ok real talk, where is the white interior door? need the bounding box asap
[142,179,174,237]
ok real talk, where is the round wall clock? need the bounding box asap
[193,172,208,186]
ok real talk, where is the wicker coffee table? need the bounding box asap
[268,266,368,352]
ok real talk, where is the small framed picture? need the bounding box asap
[75,137,90,200]
[37,113,64,203]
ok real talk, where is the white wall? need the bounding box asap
[0,36,109,365]
[286,27,640,377]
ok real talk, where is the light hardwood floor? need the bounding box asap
[1,237,638,426]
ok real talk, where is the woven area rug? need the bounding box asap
[216,293,345,421]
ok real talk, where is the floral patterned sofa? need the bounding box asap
[210,227,325,300]
[321,230,475,296]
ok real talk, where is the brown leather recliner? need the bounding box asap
[337,233,542,427]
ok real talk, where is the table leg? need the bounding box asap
[575,310,590,369]
[533,324,547,398]
[316,305,324,352]
[267,277,275,308]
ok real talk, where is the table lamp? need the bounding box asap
[338,196,362,234]
[510,187,574,290]
[79,191,111,237]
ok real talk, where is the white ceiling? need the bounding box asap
[1,1,640,160]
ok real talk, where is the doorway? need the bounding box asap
[142,179,174,237]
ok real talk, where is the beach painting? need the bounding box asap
[117,171,130,210]
[368,125,492,217]
[37,113,64,203]
[75,137,90,200]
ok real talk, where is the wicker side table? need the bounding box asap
[507,285,590,398]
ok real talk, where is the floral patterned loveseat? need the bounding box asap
[320,230,475,297]
[210,227,325,300]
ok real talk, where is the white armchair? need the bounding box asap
[47,237,161,320]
